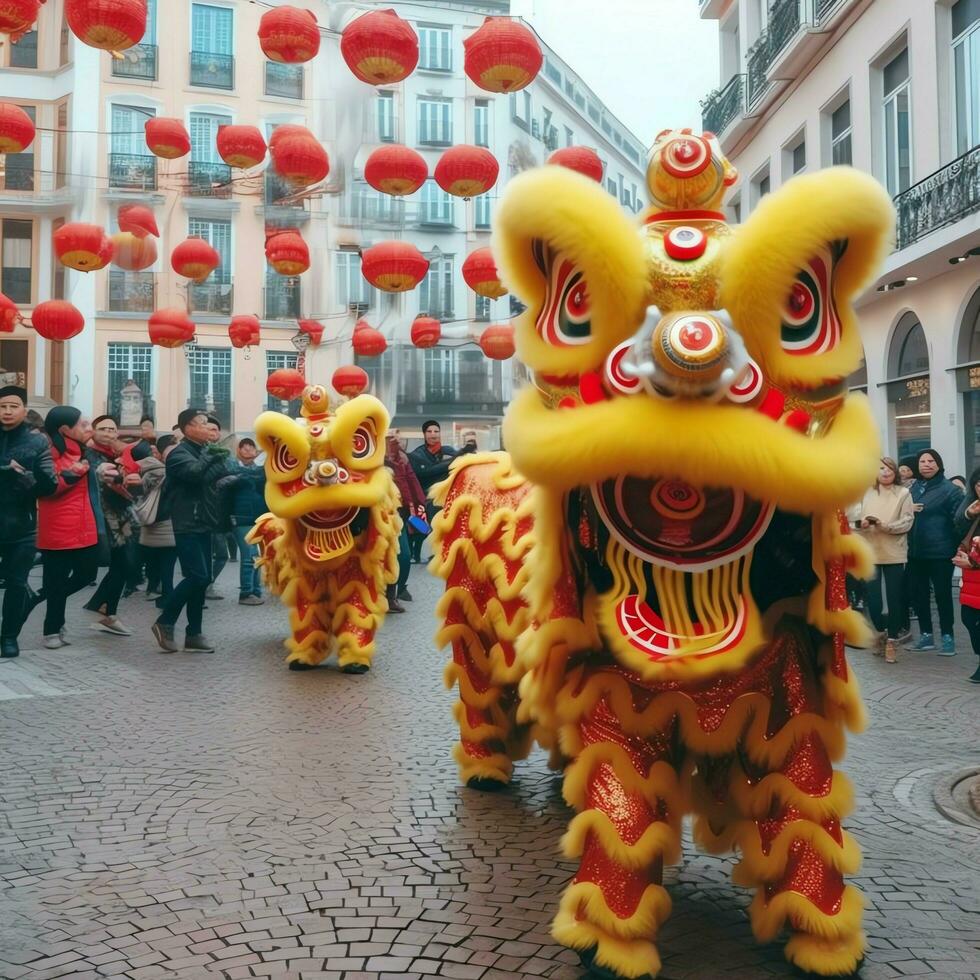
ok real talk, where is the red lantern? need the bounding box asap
[364,144,428,196]
[548,146,604,183]
[341,8,418,85]
[216,125,267,169]
[410,316,441,349]
[258,6,320,63]
[267,367,307,401]
[32,301,85,341]
[145,117,190,159]
[332,364,369,398]
[269,124,312,148]
[229,314,261,350]
[117,203,159,238]
[270,131,329,186]
[265,230,310,276]
[435,145,499,198]
[0,292,23,333]
[148,308,195,348]
[479,323,515,360]
[54,223,115,272]
[111,231,157,272]
[360,241,428,292]
[0,0,42,43]
[352,319,387,357]
[462,248,506,299]
[464,17,542,93]
[298,318,323,346]
[0,103,36,154]
[66,0,147,52]
[171,237,220,283]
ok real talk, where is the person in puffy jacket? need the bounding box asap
[0,386,57,658]
[137,434,177,606]
[907,448,964,654]
[385,429,426,612]
[228,437,266,605]
[952,467,980,684]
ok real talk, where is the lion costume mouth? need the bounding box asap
[298,507,359,562]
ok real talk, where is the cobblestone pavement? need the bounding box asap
[1,564,978,980]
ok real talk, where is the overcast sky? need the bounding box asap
[509,0,720,150]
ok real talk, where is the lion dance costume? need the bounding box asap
[431,130,894,978]
[248,384,400,673]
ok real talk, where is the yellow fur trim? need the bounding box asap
[451,742,512,785]
[562,812,682,868]
[521,486,568,622]
[732,823,862,884]
[784,930,867,977]
[492,166,649,376]
[556,880,671,940]
[452,699,510,741]
[552,916,661,980]
[720,166,895,388]
[750,884,864,943]
[731,770,854,822]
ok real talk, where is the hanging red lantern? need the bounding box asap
[267,367,307,401]
[216,125,267,169]
[548,146,604,183]
[462,248,506,299]
[31,301,85,341]
[270,131,329,186]
[66,0,147,52]
[0,103,36,154]
[435,145,499,198]
[265,230,310,276]
[332,364,369,398]
[298,318,323,346]
[117,203,159,238]
[0,0,42,43]
[145,117,191,159]
[268,124,312,149]
[464,17,542,93]
[148,308,196,348]
[258,6,320,64]
[360,241,428,292]
[364,145,428,196]
[53,223,115,272]
[171,237,220,283]
[341,8,418,85]
[479,323,515,360]
[410,316,441,349]
[0,292,23,333]
[351,319,387,357]
[111,231,157,272]
[229,314,261,350]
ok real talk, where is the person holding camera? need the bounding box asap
[857,457,914,663]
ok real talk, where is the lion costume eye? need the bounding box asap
[780,242,846,356]
[533,240,592,347]
[351,425,375,460]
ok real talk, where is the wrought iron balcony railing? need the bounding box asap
[112,43,158,80]
[190,51,234,90]
[264,172,304,207]
[701,74,745,136]
[816,0,844,19]
[0,155,34,192]
[895,144,980,251]
[187,160,233,198]
[108,153,157,191]
[264,280,301,319]
[265,61,303,100]
[188,280,234,315]
[746,0,802,107]
[108,271,155,313]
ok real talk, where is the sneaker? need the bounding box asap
[968,665,980,684]
[43,634,65,649]
[938,634,956,656]
[59,628,71,646]
[397,587,413,602]
[205,587,223,600]
[93,616,132,636]
[151,622,178,653]
[914,633,936,651]
[184,634,215,653]
[238,595,264,606]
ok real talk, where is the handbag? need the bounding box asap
[134,480,163,527]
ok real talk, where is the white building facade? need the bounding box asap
[700,0,980,473]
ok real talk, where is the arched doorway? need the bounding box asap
[885,312,930,459]
[954,285,980,472]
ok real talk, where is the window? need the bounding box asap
[544,59,562,84]
[475,294,491,321]
[952,0,980,155]
[882,47,911,195]
[188,217,232,314]
[265,62,303,99]
[419,180,453,225]
[107,343,153,420]
[1,219,33,304]
[729,194,742,224]
[759,175,770,195]
[751,165,770,209]
[565,126,574,147]
[418,97,452,145]
[955,285,980,467]
[109,104,156,190]
[474,99,489,147]
[186,346,232,429]
[266,351,300,415]
[377,91,395,142]
[474,194,491,229]
[886,312,930,458]
[418,25,452,71]
[55,102,68,190]
[335,250,374,308]
[9,30,38,69]
[831,99,852,165]
[510,91,531,131]
[419,252,454,320]
[792,139,806,174]
[51,218,65,301]
[113,0,157,78]
[189,112,231,163]
[2,105,35,190]
[190,3,234,88]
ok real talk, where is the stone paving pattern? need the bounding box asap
[0,565,978,980]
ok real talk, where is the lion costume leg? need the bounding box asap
[284,579,331,670]
[331,565,382,673]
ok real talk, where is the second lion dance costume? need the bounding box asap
[431,130,894,978]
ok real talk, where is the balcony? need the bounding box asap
[0,155,34,192]
[109,153,157,191]
[188,280,234,316]
[701,74,745,138]
[264,172,303,207]
[190,50,234,90]
[895,145,980,252]
[264,279,301,320]
[746,0,802,106]
[108,271,155,314]
[187,160,233,198]
[112,43,158,81]
[265,62,303,100]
